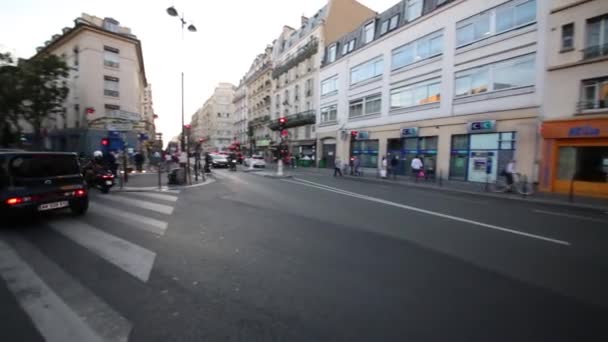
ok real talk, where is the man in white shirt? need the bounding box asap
[505,159,516,191]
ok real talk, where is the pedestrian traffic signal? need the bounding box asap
[101,138,109,147]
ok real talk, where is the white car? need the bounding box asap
[244,155,266,168]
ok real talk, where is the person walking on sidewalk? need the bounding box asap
[390,155,399,180]
[353,156,361,176]
[380,156,388,179]
[411,155,424,181]
[334,158,343,177]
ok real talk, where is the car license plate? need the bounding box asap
[105,180,113,185]
[38,201,69,211]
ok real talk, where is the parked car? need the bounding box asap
[211,154,229,168]
[244,155,266,168]
[0,151,89,217]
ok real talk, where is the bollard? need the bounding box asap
[158,161,162,191]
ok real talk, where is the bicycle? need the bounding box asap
[489,173,534,196]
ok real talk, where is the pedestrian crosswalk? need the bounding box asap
[0,189,180,342]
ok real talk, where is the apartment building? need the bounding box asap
[539,0,608,198]
[233,79,249,152]
[245,46,274,155]
[33,13,148,154]
[191,83,235,152]
[270,0,376,158]
[317,0,545,184]
[140,83,156,140]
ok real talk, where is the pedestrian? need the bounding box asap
[134,151,144,172]
[504,159,516,192]
[390,155,399,179]
[411,155,424,181]
[334,157,343,177]
[353,156,361,176]
[380,156,388,179]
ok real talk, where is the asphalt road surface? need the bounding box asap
[1,168,607,342]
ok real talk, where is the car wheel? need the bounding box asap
[70,201,88,216]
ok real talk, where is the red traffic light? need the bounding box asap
[101,138,109,146]
[85,107,95,115]
[184,124,191,129]
[278,117,287,124]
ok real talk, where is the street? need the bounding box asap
[1,168,608,342]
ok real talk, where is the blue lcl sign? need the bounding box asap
[401,127,419,137]
[468,120,496,133]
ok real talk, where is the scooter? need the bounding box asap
[229,159,237,172]
[86,169,115,194]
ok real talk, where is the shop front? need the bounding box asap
[388,127,438,176]
[350,132,379,168]
[448,121,517,183]
[540,118,608,198]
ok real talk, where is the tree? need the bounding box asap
[0,53,69,148]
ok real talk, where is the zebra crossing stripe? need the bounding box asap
[99,194,174,215]
[88,201,168,236]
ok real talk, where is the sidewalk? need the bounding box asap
[267,165,608,212]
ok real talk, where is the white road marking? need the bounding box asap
[0,240,110,342]
[88,201,168,235]
[533,209,608,224]
[286,178,570,246]
[121,186,180,193]
[126,191,178,202]
[0,237,131,342]
[98,194,174,215]
[49,221,157,282]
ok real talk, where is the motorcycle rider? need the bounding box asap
[204,152,212,173]
[228,152,237,171]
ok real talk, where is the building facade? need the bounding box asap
[233,79,249,152]
[34,13,148,155]
[539,0,608,198]
[245,46,274,155]
[191,83,235,152]
[270,0,376,158]
[317,0,545,185]
[140,83,156,141]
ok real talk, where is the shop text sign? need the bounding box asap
[568,126,600,137]
[401,127,419,137]
[356,131,370,140]
[468,120,496,133]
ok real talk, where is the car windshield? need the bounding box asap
[8,154,80,178]
[212,155,226,160]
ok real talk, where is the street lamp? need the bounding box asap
[166,6,197,184]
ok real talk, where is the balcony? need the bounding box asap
[272,38,318,79]
[248,115,270,128]
[268,110,316,131]
[582,43,608,60]
[577,99,608,112]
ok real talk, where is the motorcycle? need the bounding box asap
[229,159,237,172]
[85,168,115,194]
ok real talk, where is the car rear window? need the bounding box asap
[8,154,80,178]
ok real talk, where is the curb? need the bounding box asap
[331,175,608,212]
[263,174,293,179]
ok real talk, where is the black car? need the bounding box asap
[0,151,89,217]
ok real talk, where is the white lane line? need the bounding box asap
[533,209,608,224]
[0,240,107,342]
[1,237,131,342]
[98,194,174,215]
[88,201,168,236]
[49,221,157,282]
[286,178,570,246]
[125,191,178,203]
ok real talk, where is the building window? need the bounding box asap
[321,76,338,96]
[276,94,280,109]
[295,85,300,101]
[103,76,119,97]
[306,78,313,97]
[73,46,79,67]
[349,93,381,118]
[557,146,608,182]
[74,104,80,127]
[103,19,119,32]
[218,113,221,117]
[585,14,608,59]
[320,104,338,123]
[364,22,375,43]
[305,125,311,138]
[580,77,608,110]
[454,53,535,97]
[456,0,536,47]
[406,0,423,22]
[342,39,356,55]
[390,79,441,109]
[380,20,389,35]
[103,46,120,68]
[392,30,443,70]
[561,23,575,51]
[389,14,399,31]
[327,44,337,63]
[350,57,383,85]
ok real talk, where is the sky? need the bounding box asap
[0,0,397,140]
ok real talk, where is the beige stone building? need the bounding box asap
[270,0,376,158]
[245,45,274,154]
[540,0,608,198]
[233,79,248,151]
[139,83,156,141]
[190,83,236,152]
[32,13,148,154]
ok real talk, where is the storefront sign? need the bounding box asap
[357,131,370,140]
[105,109,140,122]
[401,127,419,137]
[256,139,271,147]
[568,126,601,137]
[468,120,496,133]
[106,123,133,131]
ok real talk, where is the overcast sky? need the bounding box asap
[0,0,396,140]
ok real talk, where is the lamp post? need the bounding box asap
[167,6,196,184]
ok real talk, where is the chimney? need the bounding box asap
[301,16,309,27]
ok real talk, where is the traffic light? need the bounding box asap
[101,138,109,147]
[350,131,358,140]
[278,117,287,130]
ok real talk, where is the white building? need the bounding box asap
[190,83,235,152]
[233,79,249,151]
[317,0,544,184]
